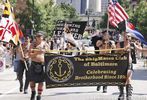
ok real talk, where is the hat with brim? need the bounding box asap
[35,31,45,37]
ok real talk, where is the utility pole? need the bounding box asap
[86,0,90,26]
[85,9,90,26]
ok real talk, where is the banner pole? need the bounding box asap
[33,48,125,53]
[19,43,28,71]
[107,13,109,34]
[124,21,127,47]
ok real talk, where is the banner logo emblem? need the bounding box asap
[47,57,74,83]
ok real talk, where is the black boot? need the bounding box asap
[118,86,124,100]
[19,82,23,92]
[126,84,133,100]
[37,95,41,100]
[103,86,107,93]
[30,91,36,100]
[97,86,101,91]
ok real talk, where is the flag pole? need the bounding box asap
[19,42,28,71]
[107,13,109,34]
[124,21,127,47]
[107,0,110,34]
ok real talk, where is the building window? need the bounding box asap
[70,0,73,3]
[81,0,87,14]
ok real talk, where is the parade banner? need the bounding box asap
[54,20,87,39]
[45,53,129,89]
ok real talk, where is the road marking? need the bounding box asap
[0,87,18,98]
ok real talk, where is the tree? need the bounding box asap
[130,0,147,40]
[99,13,115,30]
[14,0,79,37]
[59,3,78,21]
[99,13,108,29]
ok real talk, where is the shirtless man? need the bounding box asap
[29,31,48,100]
[96,31,116,93]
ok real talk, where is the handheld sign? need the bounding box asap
[54,20,87,40]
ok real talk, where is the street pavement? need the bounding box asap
[0,59,147,100]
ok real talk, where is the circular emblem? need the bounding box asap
[47,56,74,83]
[0,61,3,68]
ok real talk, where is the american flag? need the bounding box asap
[108,0,129,27]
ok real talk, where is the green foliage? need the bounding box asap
[131,1,147,34]
[99,13,115,30]
[99,13,108,29]
[59,3,78,20]
[118,0,147,36]
[11,0,17,4]
[15,0,78,37]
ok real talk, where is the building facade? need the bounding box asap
[54,0,109,16]
[54,0,109,26]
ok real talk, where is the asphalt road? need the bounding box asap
[0,59,147,100]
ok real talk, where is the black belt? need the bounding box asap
[32,61,44,65]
